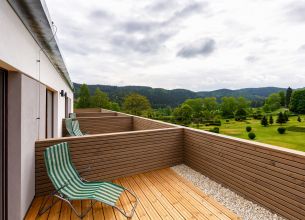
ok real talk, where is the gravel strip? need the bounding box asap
[171,164,286,220]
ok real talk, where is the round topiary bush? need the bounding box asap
[277,127,286,134]
[246,126,252,132]
[209,127,219,133]
[248,132,256,139]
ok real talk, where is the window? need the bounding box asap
[0,68,7,220]
[46,89,54,138]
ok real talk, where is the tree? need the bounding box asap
[220,97,238,118]
[297,115,302,122]
[261,116,269,127]
[90,88,110,108]
[173,104,193,125]
[286,87,293,107]
[276,112,286,125]
[202,97,218,112]
[279,91,285,107]
[269,115,274,125]
[123,93,151,116]
[263,93,281,112]
[183,98,204,118]
[109,102,120,111]
[77,84,91,108]
[283,111,289,122]
[289,89,305,114]
[235,108,247,121]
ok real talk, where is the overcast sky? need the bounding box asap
[45,0,305,91]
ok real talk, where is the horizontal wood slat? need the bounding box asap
[133,116,175,130]
[35,128,184,195]
[76,112,117,117]
[184,128,305,220]
[62,116,133,136]
[74,108,101,113]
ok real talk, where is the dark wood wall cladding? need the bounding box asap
[35,128,184,195]
[133,116,175,130]
[184,128,305,220]
[74,108,101,113]
[76,112,117,117]
[62,116,133,136]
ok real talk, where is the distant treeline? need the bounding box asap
[73,83,286,108]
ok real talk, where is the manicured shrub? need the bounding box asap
[277,127,286,134]
[246,126,252,132]
[226,119,230,122]
[261,116,269,127]
[209,127,219,133]
[248,132,256,139]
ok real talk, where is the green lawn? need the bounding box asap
[190,116,305,152]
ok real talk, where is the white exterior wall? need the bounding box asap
[0,0,73,137]
[0,1,74,219]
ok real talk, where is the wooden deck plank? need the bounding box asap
[25,168,240,220]
[137,173,185,220]
[118,178,151,220]
[149,171,209,220]
[124,176,162,220]
[24,196,44,220]
[92,202,105,220]
[47,198,62,220]
[167,168,240,220]
[132,175,173,220]
[161,169,233,220]
[70,200,82,220]
[143,172,196,220]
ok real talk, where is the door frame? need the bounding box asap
[0,68,7,220]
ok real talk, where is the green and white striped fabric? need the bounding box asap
[65,119,75,136]
[69,113,77,119]
[44,142,125,206]
[72,120,84,136]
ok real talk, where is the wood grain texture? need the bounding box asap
[35,128,184,195]
[76,112,117,117]
[133,116,175,131]
[62,116,133,136]
[74,108,101,113]
[26,168,239,220]
[184,128,305,220]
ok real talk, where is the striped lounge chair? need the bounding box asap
[38,142,138,218]
[65,118,87,136]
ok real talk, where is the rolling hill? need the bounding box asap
[73,83,286,108]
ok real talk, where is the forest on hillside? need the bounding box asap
[73,83,285,108]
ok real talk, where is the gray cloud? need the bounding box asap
[121,21,161,33]
[174,2,206,18]
[89,9,111,19]
[299,44,305,51]
[146,0,176,12]
[177,38,216,58]
[286,2,305,22]
[246,55,259,63]
[110,33,172,54]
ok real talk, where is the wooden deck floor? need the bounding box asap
[25,168,240,220]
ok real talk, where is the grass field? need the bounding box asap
[191,115,305,152]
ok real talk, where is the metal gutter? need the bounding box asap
[7,0,74,90]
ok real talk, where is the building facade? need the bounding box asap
[0,0,74,219]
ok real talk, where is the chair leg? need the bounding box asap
[113,188,139,218]
[38,194,61,216]
[59,197,97,219]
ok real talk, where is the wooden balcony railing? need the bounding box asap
[37,108,305,219]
